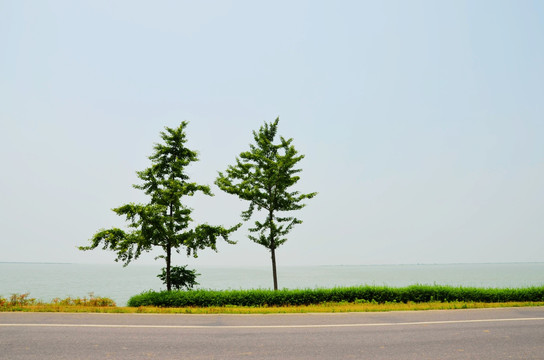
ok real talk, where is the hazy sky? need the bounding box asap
[1,0,543,268]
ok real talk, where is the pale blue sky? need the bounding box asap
[1,0,543,267]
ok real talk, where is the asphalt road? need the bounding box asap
[1,307,543,359]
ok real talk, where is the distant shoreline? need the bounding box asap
[1,261,543,266]
[0,262,73,265]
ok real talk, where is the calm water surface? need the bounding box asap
[1,263,542,306]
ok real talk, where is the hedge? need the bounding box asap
[127,285,544,307]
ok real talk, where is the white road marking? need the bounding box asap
[1,317,544,329]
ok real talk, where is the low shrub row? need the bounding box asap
[127,285,544,307]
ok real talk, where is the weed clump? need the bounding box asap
[0,293,116,311]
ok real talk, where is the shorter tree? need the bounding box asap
[79,122,240,291]
[215,118,316,290]
[158,265,199,290]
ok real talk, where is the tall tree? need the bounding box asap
[215,118,316,290]
[80,122,239,291]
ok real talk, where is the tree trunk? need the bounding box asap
[271,247,278,291]
[166,204,173,291]
[267,207,278,291]
[166,243,171,291]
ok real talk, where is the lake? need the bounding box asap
[1,262,542,306]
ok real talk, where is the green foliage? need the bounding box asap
[216,118,316,289]
[127,285,544,307]
[79,122,240,290]
[158,265,200,290]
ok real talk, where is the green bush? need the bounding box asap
[157,266,200,291]
[127,285,544,308]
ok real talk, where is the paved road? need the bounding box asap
[1,307,543,359]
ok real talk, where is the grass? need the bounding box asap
[1,298,543,314]
[1,286,543,314]
[0,293,116,312]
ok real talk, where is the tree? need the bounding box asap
[157,265,199,290]
[79,122,239,291]
[215,118,316,290]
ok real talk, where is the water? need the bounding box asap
[1,263,543,306]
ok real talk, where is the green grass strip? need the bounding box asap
[3,301,544,314]
[127,285,544,308]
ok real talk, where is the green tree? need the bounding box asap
[158,265,199,290]
[79,122,239,291]
[215,118,317,290]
